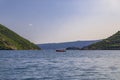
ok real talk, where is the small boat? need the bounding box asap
[56,49,66,52]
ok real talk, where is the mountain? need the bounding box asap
[82,31,120,50]
[0,24,40,50]
[66,47,81,50]
[38,40,100,50]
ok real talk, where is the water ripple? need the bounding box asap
[0,50,120,80]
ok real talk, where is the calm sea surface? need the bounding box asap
[0,50,120,80]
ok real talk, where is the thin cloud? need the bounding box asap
[28,24,33,26]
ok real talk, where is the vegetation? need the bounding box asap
[82,31,120,50]
[0,24,40,50]
[66,47,81,50]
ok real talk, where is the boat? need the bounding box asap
[56,49,66,52]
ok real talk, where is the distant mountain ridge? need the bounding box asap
[0,24,40,50]
[38,40,100,50]
[82,31,120,50]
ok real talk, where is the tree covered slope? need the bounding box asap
[82,31,120,50]
[0,24,40,50]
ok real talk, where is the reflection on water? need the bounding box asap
[0,50,120,80]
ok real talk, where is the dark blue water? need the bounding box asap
[0,50,120,80]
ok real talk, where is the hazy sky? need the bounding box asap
[0,0,120,44]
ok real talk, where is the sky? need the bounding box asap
[0,0,120,44]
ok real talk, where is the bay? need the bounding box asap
[0,50,120,80]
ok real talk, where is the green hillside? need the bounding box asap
[0,24,40,50]
[82,31,120,50]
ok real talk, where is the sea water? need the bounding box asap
[0,50,120,80]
